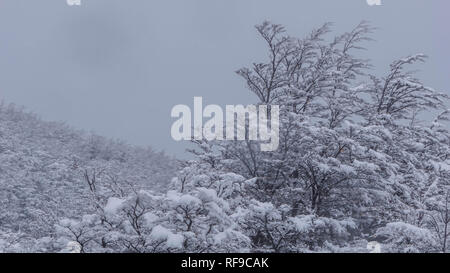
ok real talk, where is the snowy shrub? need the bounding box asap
[375,222,439,253]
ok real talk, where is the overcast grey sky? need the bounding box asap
[0,0,449,157]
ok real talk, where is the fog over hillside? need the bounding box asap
[0,102,178,251]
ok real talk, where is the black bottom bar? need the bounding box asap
[0,253,446,272]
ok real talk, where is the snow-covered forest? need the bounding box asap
[0,103,178,251]
[1,21,449,253]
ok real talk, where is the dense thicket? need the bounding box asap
[0,103,177,251]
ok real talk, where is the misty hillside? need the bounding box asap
[0,102,178,248]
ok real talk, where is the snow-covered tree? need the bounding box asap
[184,21,448,252]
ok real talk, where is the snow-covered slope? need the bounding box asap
[0,102,178,246]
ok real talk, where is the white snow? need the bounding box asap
[150,225,184,249]
[143,212,159,226]
[104,197,125,214]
